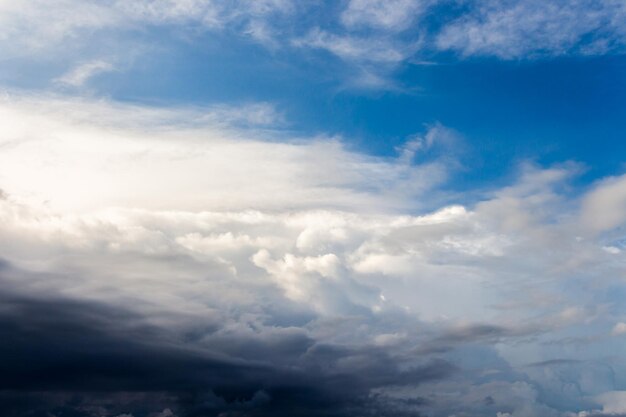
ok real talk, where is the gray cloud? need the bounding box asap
[0,259,456,416]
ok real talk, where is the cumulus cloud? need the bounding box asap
[595,391,626,414]
[613,323,626,336]
[580,173,626,233]
[3,2,626,415]
[2,93,626,415]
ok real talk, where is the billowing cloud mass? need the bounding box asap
[0,92,625,416]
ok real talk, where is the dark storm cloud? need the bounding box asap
[0,261,454,417]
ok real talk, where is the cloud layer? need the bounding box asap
[3,0,626,91]
[2,93,626,416]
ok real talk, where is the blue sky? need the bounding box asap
[5,1,626,191]
[2,1,626,417]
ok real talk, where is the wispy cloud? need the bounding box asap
[54,60,115,87]
[340,0,427,31]
[294,29,410,64]
[436,0,626,59]
[292,28,418,90]
[3,0,626,92]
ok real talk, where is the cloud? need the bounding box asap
[340,0,426,31]
[200,101,286,127]
[0,260,454,416]
[54,59,115,87]
[3,3,626,415]
[0,1,119,52]
[613,323,626,336]
[2,0,626,68]
[396,123,463,164]
[436,0,626,59]
[4,0,626,95]
[580,173,626,233]
[595,391,626,415]
[293,28,410,64]
[155,410,177,417]
[0,0,298,67]
[0,93,449,213]
[2,93,626,415]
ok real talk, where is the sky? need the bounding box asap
[2,1,626,416]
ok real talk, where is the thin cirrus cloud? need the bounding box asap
[436,0,626,59]
[340,0,427,31]
[54,60,116,87]
[0,0,295,52]
[4,0,626,89]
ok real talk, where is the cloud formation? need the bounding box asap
[1,0,625,415]
[55,60,116,87]
[3,0,626,91]
[436,0,626,59]
[1,93,626,415]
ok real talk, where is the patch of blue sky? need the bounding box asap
[2,0,626,195]
[75,34,626,193]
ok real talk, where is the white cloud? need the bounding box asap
[341,0,426,31]
[3,0,626,98]
[436,0,626,59]
[2,93,626,414]
[55,60,115,87]
[291,28,419,90]
[0,0,296,57]
[189,101,286,128]
[581,174,626,233]
[0,93,445,213]
[612,322,626,336]
[603,246,622,255]
[114,0,222,26]
[596,391,626,414]
[0,95,619,326]
[396,123,462,164]
[0,1,119,52]
[293,28,410,64]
